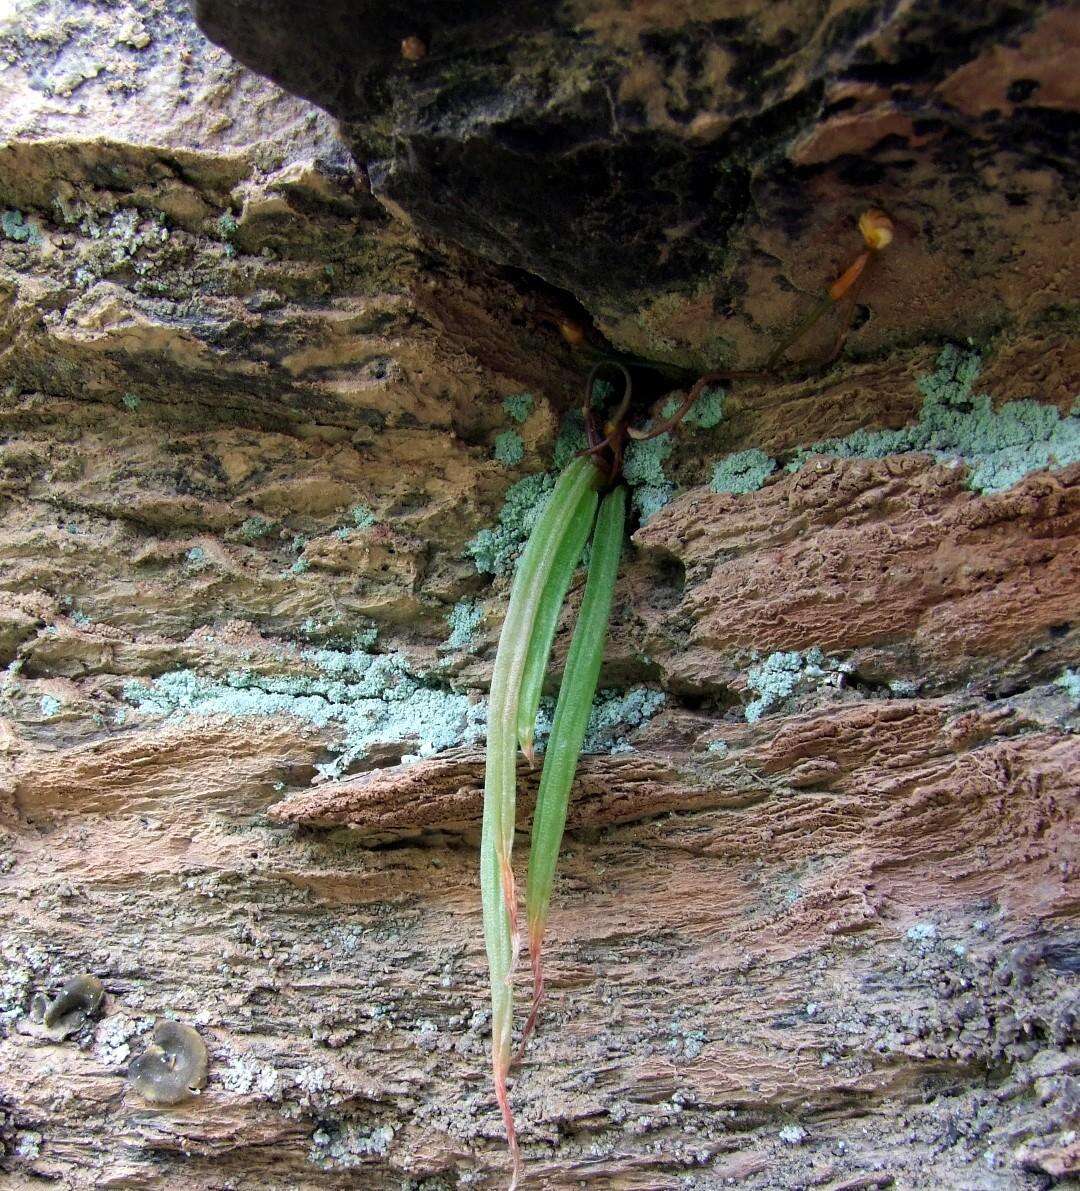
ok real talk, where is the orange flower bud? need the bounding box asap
[401,36,427,61]
[859,208,894,251]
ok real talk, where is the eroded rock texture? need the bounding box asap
[196,0,1080,367]
[0,1,1077,1189]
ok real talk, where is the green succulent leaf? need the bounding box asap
[479,454,600,1181]
[523,483,626,1044]
[516,490,598,762]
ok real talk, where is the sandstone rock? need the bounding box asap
[0,1,1076,1188]
[196,0,1080,367]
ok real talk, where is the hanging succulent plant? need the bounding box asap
[480,211,894,1186]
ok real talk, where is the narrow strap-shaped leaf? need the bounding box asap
[523,485,625,1040]
[484,458,597,863]
[479,454,601,1184]
[483,456,599,878]
[516,490,598,762]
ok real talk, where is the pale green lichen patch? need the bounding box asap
[467,472,556,575]
[662,386,726,429]
[552,411,589,470]
[70,208,170,288]
[502,392,534,424]
[351,626,379,650]
[623,433,674,522]
[493,430,524,467]
[123,650,487,781]
[309,1121,394,1169]
[744,648,851,723]
[238,516,274,541]
[1055,669,1080,707]
[39,695,62,718]
[532,686,666,754]
[441,599,483,652]
[711,448,776,494]
[621,389,725,520]
[350,504,376,529]
[124,652,665,778]
[583,686,666,752]
[1,209,42,245]
[787,346,1080,494]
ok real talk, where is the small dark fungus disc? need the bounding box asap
[128,1020,209,1105]
[28,974,105,1040]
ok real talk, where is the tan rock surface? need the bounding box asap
[0,2,1077,1189]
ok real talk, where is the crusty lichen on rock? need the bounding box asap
[787,345,1080,493]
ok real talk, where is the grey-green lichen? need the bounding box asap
[238,516,274,541]
[69,207,170,288]
[583,687,666,752]
[1055,669,1080,708]
[309,1121,394,1169]
[123,649,487,780]
[39,695,62,718]
[662,386,726,430]
[744,647,851,723]
[350,504,376,529]
[622,387,725,521]
[502,392,534,424]
[123,651,665,778]
[493,430,524,467]
[441,599,483,653]
[1,209,42,245]
[787,345,1080,493]
[533,686,666,754]
[711,448,777,494]
[623,433,675,522]
[552,411,589,470]
[466,471,555,575]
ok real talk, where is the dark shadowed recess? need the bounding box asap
[194,0,1058,320]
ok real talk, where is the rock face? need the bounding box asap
[0,1,1077,1189]
[195,0,1079,366]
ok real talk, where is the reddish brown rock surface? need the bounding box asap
[0,1,1077,1189]
[636,457,1080,693]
